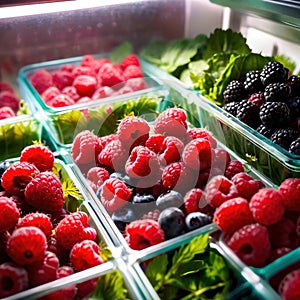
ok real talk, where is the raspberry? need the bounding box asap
[187,128,217,148]
[98,133,117,148]
[41,86,61,103]
[70,240,104,271]
[117,116,150,150]
[0,81,15,94]
[249,188,285,226]
[145,134,165,153]
[269,247,292,262]
[71,130,103,165]
[227,223,271,267]
[24,171,65,212]
[99,178,132,214]
[125,219,165,250]
[0,106,15,119]
[29,69,53,94]
[97,63,125,87]
[182,138,212,171]
[86,166,110,192]
[20,144,55,172]
[157,136,184,165]
[72,65,94,77]
[119,54,140,70]
[279,269,300,300]
[154,107,188,141]
[91,86,114,100]
[0,91,19,112]
[7,226,47,265]
[125,146,161,178]
[98,139,128,172]
[183,188,206,214]
[1,162,40,197]
[213,197,254,234]
[0,196,20,232]
[231,172,264,200]
[224,160,244,179]
[61,86,80,101]
[52,70,74,90]
[205,175,239,208]
[47,94,75,108]
[73,75,97,97]
[55,211,97,250]
[61,64,74,73]
[278,178,300,211]
[17,212,53,240]
[0,262,29,298]
[141,209,161,221]
[27,251,59,287]
[212,148,231,170]
[123,65,143,80]
[125,77,146,91]
[76,278,98,300]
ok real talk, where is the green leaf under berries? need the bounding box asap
[62,179,83,212]
[88,270,129,300]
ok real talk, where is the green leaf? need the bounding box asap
[140,40,167,66]
[145,254,168,289]
[275,54,297,74]
[109,41,134,64]
[177,260,206,276]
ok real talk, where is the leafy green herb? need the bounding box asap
[275,54,297,74]
[109,41,134,64]
[88,270,129,300]
[145,234,233,300]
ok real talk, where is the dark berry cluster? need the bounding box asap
[223,61,300,155]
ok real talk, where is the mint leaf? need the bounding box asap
[140,40,167,66]
[109,42,134,65]
[145,253,168,289]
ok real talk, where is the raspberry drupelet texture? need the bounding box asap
[86,166,110,192]
[278,178,300,211]
[279,269,300,300]
[0,196,20,232]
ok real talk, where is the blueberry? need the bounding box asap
[158,207,185,239]
[0,160,11,191]
[156,190,184,211]
[132,193,156,216]
[185,212,212,231]
[111,206,136,232]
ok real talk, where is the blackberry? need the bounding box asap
[286,96,300,119]
[260,61,288,86]
[289,138,300,155]
[287,75,300,97]
[236,99,261,128]
[248,91,265,107]
[270,128,299,150]
[256,124,274,139]
[223,80,246,103]
[263,82,290,102]
[223,101,239,117]
[244,70,263,94]
[259,102,290,128]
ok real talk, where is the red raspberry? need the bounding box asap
[154,107,188,141]
[141,209,161,221]
[62,86,80,101]
[0,81,15,94]
[145,134,165,153]
[86,166,110,192]
[98,139,128,172]
[279,269,300,300]
[182,138,212,171]
[73,75,97,97]
[47,94,75,108]
[76,278,98,300]
[91,86,114,100]
[211,148,231,171]
[268,217,300,250]
[278,178,300,212]
[81,54,96,66]
[227,223,271,268]
[55,211,97,250]
[123,65,143,80]
[125,77,146,91]
[52,70,74,90]
[97,63,125,87]
[0,262,29,298]
[17,212,53,240]
[0,91,19,112]
[187,128,217,148]
[7,226,47,265]
[224,160,244,179]
[213,197,254,234]
[158,136,184,165]
[29,69,53,94]
[117,116,150,150]
[1,161,40,197]
[125,146,160,179]
[61,64,74,73]
[71,130,103,165]
[249,188,285,226]
[47,235,69,265]
[24,171,65,212]
[269,247,292,262]
[183,188,206,214]
[125,219,165,250]
[27,251,59,287]
[0,196,20,232]
[41,86,61,103]
[70,240,104,271]
[99,178,132,214]
[0,231,9,263]
[72,65,94,77]
[0,106,15,119]
[20,144,55,172]
[205,175,239,208]
[248,91,265,107]
[98,133,117,148]
[119,54,140,70]
[231,172,264,200]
